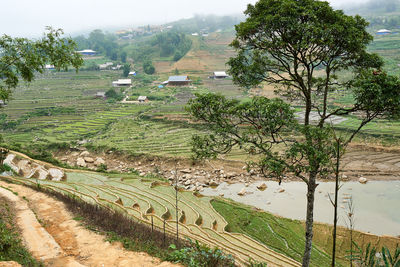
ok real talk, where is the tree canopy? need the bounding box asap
[187,0,400,266]
[0,27,83,102]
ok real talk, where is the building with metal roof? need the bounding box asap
[112,79,132,87]
[213,71,228,79]
[167,76,191,86]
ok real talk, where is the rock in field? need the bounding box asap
[84,157,94,163]
[277,187,285,193]
[94,157,106,166]
[358,177,368,184]
[79,151,90,157]
[237,188,246,196]
[76,157,87,167]
[209,180,219,187]
[257,183,268,191]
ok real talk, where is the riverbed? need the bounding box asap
[202,180,400,236]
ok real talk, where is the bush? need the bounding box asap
[173,51,183,61]
[143,61,155,75]
[105,89,124,101]
[166,240,235,267]
[97,163,108,172]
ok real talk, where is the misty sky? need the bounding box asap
[1,0,369,37]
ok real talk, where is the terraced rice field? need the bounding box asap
[4,170,300,267]
[91,118,201,156]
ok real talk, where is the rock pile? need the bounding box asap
[74,151,106,170]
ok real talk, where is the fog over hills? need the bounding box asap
[0,0,375,37]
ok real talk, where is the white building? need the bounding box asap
[213,71,228,79]
[112,79,132,87]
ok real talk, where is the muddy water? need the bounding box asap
[202,180,400,236]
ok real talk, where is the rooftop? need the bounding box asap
[168,76,191,82]
[213,71,228,77]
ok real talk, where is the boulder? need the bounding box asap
[71,151,79,157]
[184,180,192,186]
[76,157,87,167]
[180,169,191,174]
[237,188,246,196]
[257,183,268,191]
[277,187,285,193]
[209,180,219,187]
[226,172,236,178]
[48,168,65,181]
[183,174,192,179]
[80,151,90,157]
[94,157,106,166]
[84,157,94,163]
[219,193,224,197]
[358,177,368,184]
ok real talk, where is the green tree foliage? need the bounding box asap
[143,61,155,75]
[74,29,119,60]
[120,51,127,63]
[122,64,131,77]
[153,32,192,58]
[105,88,123,101]
[131,32,192,63]
[0,27,83,102]
[188,0,400,266]
[173,50,183,62]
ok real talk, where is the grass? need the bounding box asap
[0,196,43,266]
[211,199,335,267]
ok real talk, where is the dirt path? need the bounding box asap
[0,181,180,267]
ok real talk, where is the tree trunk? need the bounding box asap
[302,178,317,267]
[331,140,340,267]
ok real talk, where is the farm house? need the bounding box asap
[213,71,228,79]
[76,49,96,56]
[376,29,392,35]
[112,79,132,87]
[95,92,106,99]
[138,96,148,103]
[167,76,191,86]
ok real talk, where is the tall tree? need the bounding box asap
[187,0,400,266]
[122,64,131,77]
[0,27,83,102]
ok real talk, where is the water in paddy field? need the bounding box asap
[202,180,400,237]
